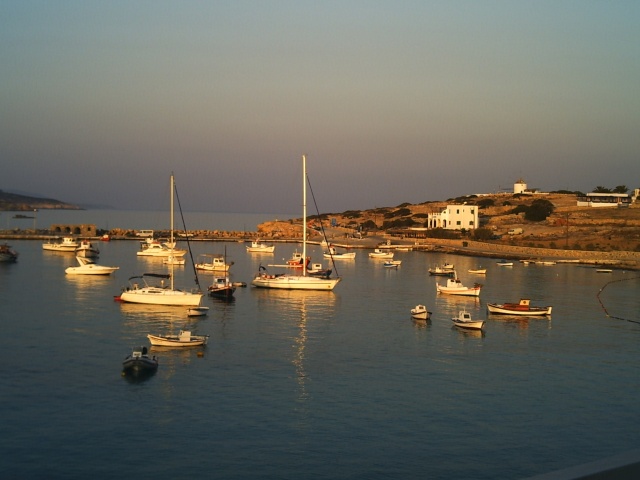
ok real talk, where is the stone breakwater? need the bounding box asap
[418,238,640,268]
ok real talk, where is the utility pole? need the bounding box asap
[565,213,569,248]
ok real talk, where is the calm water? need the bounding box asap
[1,212,639,479]
[1,209,295,232]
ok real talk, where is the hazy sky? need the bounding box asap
[2,1,639,214]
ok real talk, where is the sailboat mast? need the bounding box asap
[302,155,307,277]
[170,173,174,290]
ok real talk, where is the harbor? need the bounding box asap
[2,232,639,479]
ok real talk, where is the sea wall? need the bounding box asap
[420,238,640,266]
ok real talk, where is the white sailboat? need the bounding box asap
[251,155,341,291]
[119,174,204,306]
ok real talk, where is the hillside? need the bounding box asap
[0,190,81,211]
[257,193,640,253]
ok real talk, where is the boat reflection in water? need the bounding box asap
[452,326,485,339]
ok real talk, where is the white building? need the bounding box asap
[576,192,635,208]
[514,178,527,194]
[426,204,479,230]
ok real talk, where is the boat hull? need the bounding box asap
[147,333,208,347]
[119,288,204,306]
[66,265,119,275]
[486,303,552,316]
[251,274,341,290]
[452,320,485,329]
[323,252,356,259]
[42,245,77,252]
[436,285,481,296]
[137,249,186,257]
[411,307,431,320]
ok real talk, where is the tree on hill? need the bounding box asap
[525,199,555,221]
[476,198,495,209]
[508,199,554,222]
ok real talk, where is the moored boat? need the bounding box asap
[65,256,119,275]
[323,244,356,259]
[75,239,100,258]
[486,299,552,316]
[468,268,487,274]
[195,254,232,272]
[122,346,158,376]
[451,310,484,330]
[0,243,19,262]
[147,330,209,347]
[384,260,402,268]
[246,239,275,253]
[208,274,236,298]
[250,155,341,291]
[369,248,394,259]
[436,272,482,296]
[137,237,186,258]
[42,237,79,252]
[429,265,455,276]
[411,304,431,320]
[187,306,210,316]
[119,174,204,307]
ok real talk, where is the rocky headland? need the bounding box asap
[0,190,81,211]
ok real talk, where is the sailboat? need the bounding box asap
[251,155,341,290]
[118,174,204,306]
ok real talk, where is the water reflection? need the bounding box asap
[452,325,485,339]
[119,302,190,323]
[434,295,481,316]
[412,318,431,329]
[251,289,337,320]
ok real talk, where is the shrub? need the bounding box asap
[386,208,411,218]
[473,228,493,241]
[525,199,555,221]
[382,218,417,229]
[477,198,495,208]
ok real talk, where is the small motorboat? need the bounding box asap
[75,239,100,258]
[486,299,552,316]
[65,256,119,275]
[42,237,79,252]
[246,239,275,253]
[122,346,158,376]
[411,305,431,320]
[496,260,514,266]
[195,254,232,272]
[369,248,394,259]
[436,273,482,297]
[429,265,455,276]
[286,250,305,267]
[306,262,333,278]
[187,306,210,316]
[451,310,484,330]
[384,260,402,268]
[0,243,19,263]
[163,254,186,265]
[147,330,209,347]
[323,245,356,259]
[208,275,236,298]
[468,268,487,274]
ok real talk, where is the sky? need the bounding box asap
[2,1,639,214]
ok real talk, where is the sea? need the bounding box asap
[1,210,639,479]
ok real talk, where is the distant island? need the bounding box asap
[0,189,81,211]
